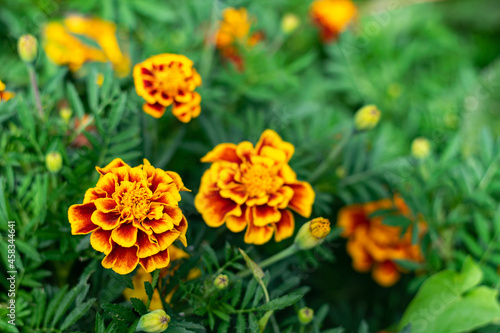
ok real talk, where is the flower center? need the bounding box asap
[241,164,279,197]
[154,67,185,95]
[120,185,152,220]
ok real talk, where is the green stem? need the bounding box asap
[238,244,298,278]
[28,65,43,117]
[308,128,353,183]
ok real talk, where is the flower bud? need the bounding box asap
[136,310,170,333]
[18,34,38,63]
[335,166,346,179]
[354,105,381,131]
[411,137,431,159]
[294,217,331,250]
[45,152,62,173]
[298,307,314,324]
[60,107,72,124]
[214,274,229,290]
[96,73,104,87]
[281,14,300,34]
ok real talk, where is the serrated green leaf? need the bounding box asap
[60,298,96,330]
[67,82,85,118]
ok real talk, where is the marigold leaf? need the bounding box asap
[66,82,85,119]
[101,303,137,322]
[43,285,68,328]
[60,298,96,331]
[95,313,105,333]
[130,298,147,315]
[257,287,309,312]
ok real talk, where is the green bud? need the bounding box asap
[136,310,170,333]
[214,274,229,290]
[18,34,38,63]
[45,152,62,173]
[298,307,314,324]
[411,137,431,159]
[294,218,331,250]
[354,105,381,131]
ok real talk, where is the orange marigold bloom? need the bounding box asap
[133,54,202,123]
[44,15,130,76]
[123,245,201,310]
[68,158,189,275]
[195,130,315,245]
[338,195,426,287]
[310,0,357,42]
[0,80,15,102]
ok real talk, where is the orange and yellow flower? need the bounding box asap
[338,195,426,287]
[310,0,357,42]
[133,54,202,123]
[0,80,15,102]
[215,7,262,70]
[123,245,201,310]
[44,15,130,76]
[68,158,189,275]
[195,130,315,245]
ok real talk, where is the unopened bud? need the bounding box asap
[18,34,38,63]
[294,217,331,250]
[46,152,62,173]
[411,137,431,159]
[136,310,170,333]
[96,73,104,87]
[354,105,381,131]
[60,107,72,124]
[214,274,229,290]
[281,14,300,34]
[298,307,314,324]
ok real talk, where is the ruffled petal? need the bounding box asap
[372,261,400,287]
[226,206,248,232]
[194,190,241,227]
[288,182,315,218]
[94,198,118,213]
[90,228,112,254]
[244,220,274,245]
[96,158,129,177]
[337,204,368,237]
[139,248,170,273]
[252,205,281,227]
[91,210,121,230]
[102,244,139,274]
[136,231,160,258]
[68,202,99,234]
[155,230,181,251]
[143,103,166,118]
[201,143,240,163]
[255,130,295,162]
[274,209,294,242]
[111,222,138,247]
[95,173,117,197]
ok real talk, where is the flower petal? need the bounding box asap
[274,209,294,242]
[143,103,166,118]
[194,191,241,227]
[136,231,160,258]
[255,129,294,162]
[90,228,112,254]
[111,222,138,247]
[95,173,117,197]
[96,158,129,177]
[252,205,281,227]
[155,230,181,251]
[91,210,121,230]
[337,204,368,237]
[226,206,248,232]
[244,220,274,245]
[102,244,139,275]
[201,143,240,163]
[288,181,315,218]
[139,248,170,273]
[372,261,400,287]
[94,198,118,213]
[68,202,99,234]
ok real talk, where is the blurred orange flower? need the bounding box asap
[44,15,130,76]
[338,195,426,287]
[195,130,315,245]
[68,158,189,274]
[215,7,262,70]
[133,54,202,123]
[310,0,357,42]
[123,245,201,310]
[0,80,15,102]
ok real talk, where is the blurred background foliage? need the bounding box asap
[1,0,500,332]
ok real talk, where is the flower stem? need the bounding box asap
[146,269,161,310]
[308,128,353,183]
[238,244,298,278]
[28,65,43,117]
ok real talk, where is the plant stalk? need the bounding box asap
[28,65,43,117]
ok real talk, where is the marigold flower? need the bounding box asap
[310,0,357,42]
[0,80,15,102]
[44,15,130,76]
[123,245,201,310]
[133,54,202,123]
[338,195,426,287]
[68,158,189,274]
[195,130,315,245]
[215,8,262,70]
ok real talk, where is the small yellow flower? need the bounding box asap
[136,310,170,333]
[295,217,331,250]
[214,274,229,289]
[46,152,63,173]
[298,307,314,324]
[60,107,72,123]
[411,137,431,159]
[18,34,38,63]
[354,105,381,131]
[281,14,300,34]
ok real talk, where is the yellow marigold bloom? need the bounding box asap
[44,15,130,76]
[337,195,426,287]
[411,137,431,159]
[0,80,15,102]
[68,158,189,275]
[123,245,200,310]
[195,130,315,245]
[133,54,202,123]
[310,0,357,42]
